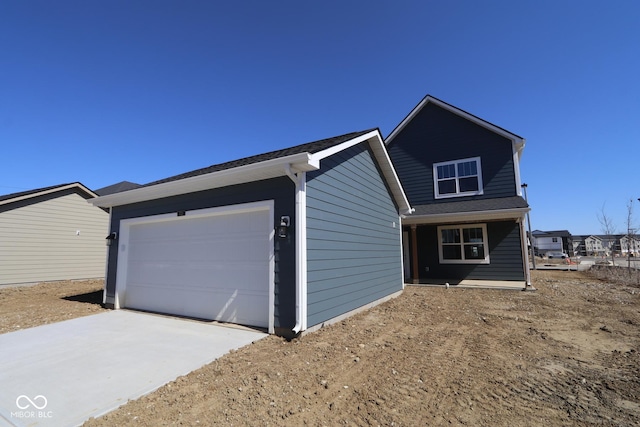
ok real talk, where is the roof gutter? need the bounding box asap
[89,152,318,209]
[402,207,530,225]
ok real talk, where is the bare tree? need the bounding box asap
[597,203,617,265]
[625,198,637,271]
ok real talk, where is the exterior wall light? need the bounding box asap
[278,216,290,238]
[106,232,118,246]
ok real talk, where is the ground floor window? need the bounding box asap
[438,223,490,264]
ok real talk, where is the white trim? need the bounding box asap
[90,153,316,208]
[513,142,524,196]
[114,200,275,333]
[437,223,490,264]
[289,171,308,334]
[89,131,411,216]
[386,95,526,150]
[369,133,413,215]
[402,207,530,225]
[433,156,484,199]
[0,182,97,207]
[519,217,531,288]
[298,173,308,332]
[311,130,379,162]
[308,130,411,215]
[103,208,112,305]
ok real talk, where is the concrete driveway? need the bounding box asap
[0,310,267,427]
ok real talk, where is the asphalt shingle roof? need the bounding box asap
[95,181,142,196]
[411,196,528,216]
[144,129,375,187]
[0,183,76,203]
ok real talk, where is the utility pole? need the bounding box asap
[521,183,536,270]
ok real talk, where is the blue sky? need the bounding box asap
[1,1,638,235]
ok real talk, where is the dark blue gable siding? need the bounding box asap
[411,220,525,282]
[104,177,296,331]
[306,143,402,327]
[388,102,517,205]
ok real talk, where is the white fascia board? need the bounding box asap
[513,142,524,196]
[367,134,413,215]
[402,207,530,225]
[311,130,412,215]
[90,152,317,208]
[0,182,96,207]
[386,96,526,151]
[311,130,380,161]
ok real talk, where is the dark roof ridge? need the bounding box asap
[144,129,377,187]
[0,182,84,203]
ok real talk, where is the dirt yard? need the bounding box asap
[1,271,639,426]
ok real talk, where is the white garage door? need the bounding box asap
[116,202,274,329]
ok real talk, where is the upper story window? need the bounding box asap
[433,157,483,199]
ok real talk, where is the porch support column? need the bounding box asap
[410,225,420,284]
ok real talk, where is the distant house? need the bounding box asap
[585,235,605,256]
[572,234,621,256]
[386,95,531,289]
[531,230,572,256]
[620,234,640,256]
[0,183,109,286]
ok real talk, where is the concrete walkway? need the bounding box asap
[0,310,267,427]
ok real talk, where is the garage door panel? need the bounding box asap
[126,261,270,286]
[125,284,268,326]
[128,235,269,263]
[120,205,272,329]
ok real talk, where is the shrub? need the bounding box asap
[589,265,640,287]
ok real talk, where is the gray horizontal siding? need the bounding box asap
[413,220,524,282]
[106,177,296,330]
[0,192,109,285]
[306,143,402,327]
[388,102,517,205]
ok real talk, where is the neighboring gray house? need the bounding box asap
[90,130,411,338]
[0,183,109,286]
[386,95,531,289]
[531,230,572,256]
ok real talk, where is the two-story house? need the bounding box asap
[387,95,531,289]
[531,230,573,257]
[620,234,640,257]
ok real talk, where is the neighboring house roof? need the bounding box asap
[90,129,412,214]
[0,182,97,207]
[94,181,142,196]
[532,230,572,238]
[385,94,526,158]
[402,196,529,225]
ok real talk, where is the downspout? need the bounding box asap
[102,207,112,305]
[285,165,307,335]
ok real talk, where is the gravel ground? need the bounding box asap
[1,271,638,426]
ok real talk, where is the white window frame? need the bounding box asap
[433,156,484,199]
[437,223,490,264]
